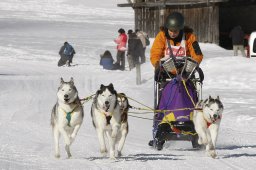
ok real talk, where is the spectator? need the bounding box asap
[58,42,76,67]
[100,50,115,70]
[135,29,148,64]
[229,26,246,57]
[127,30,143,70]
[114,28,127,70]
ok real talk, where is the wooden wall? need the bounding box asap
[128,0,256,47]
[135,8,161,38]
[134,5,219,44]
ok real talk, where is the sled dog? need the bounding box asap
[51,77,84,158]
[116,93,129,157]
[193,96,223,158]
[91,83,121,159]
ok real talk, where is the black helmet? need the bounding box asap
[165,12,184,31]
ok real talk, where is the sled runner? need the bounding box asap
[150,57,204,150]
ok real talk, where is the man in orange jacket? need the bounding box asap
[150,12,203,71]
[149,12,204,149]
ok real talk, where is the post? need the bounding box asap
[196,82,202,101]
[136,63,141,85]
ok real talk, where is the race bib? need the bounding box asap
[165,36,186,59]
[165,46,186,58]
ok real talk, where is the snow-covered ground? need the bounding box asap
[0,0,256,169]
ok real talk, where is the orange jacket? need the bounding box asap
[150,31,203,67]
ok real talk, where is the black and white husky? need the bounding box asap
[116,93,129,157]
[193,96,224,158]
[51,77,84,158]
[91,83,122,159]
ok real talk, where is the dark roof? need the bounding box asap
[118,0,228,8]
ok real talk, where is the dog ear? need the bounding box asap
[197,100,204,107]
[60,77,64,84]
[96,90,100,96]
[107,83,114,92]
[203,98,209,105]
[109,83,114,90]
[209,95,213,101]
[70,77,74,85]
[118,93,125,97]
[217,96,220,100]
[100,84,104,90]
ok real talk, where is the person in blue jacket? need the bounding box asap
[100,50,119,70]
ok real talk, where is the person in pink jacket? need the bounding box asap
[114,28,127,70]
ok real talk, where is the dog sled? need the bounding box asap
[149,56,204,150]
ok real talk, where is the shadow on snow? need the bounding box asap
[87,153,184,161]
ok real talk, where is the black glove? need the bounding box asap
[155,66,177,82]
[154,67,169,82]
[196,67,204,83]
[154,67,161,82]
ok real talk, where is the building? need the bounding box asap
[118,0,256,49]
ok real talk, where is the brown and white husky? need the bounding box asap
[91,83,121,159]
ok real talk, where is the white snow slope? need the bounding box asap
[0,0,256,169]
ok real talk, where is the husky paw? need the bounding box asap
[208,150,217,159]
[100,152,107,157]
[67,154,72,159]
[100,148,107,154]
[109,156,117,160]
[117,151,122,157]
[198,137,203,145]
[109,151,116,160]
[55,154,60,158]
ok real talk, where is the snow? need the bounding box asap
[0,0,256,169]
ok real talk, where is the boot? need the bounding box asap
[148,140,153,146]
[156,140,165,151]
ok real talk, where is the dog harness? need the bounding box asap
[62,105,79,127]
[66,112,72,127]
[165,34,186,58]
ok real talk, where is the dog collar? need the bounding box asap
[206,115,222,128]
[207,122,211,128]
[104,111,112,117]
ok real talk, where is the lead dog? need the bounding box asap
[116,93,129,157]
[51,77,84,158]
[193,96,223,158]
[91,83,121,159]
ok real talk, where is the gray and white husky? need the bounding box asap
[193,96,223,158]
[51,77,84,158]
[91,83,121,159]
[116,93,129,157]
